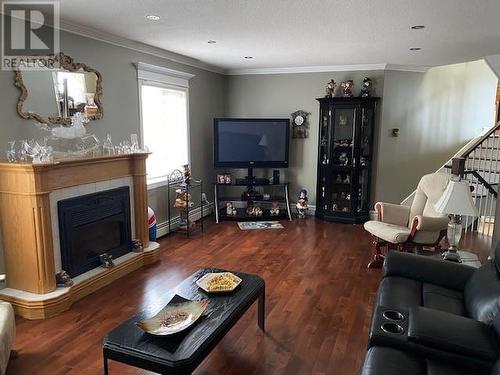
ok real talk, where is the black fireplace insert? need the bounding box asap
[58,186,132,278]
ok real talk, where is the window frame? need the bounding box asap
[135,63,194,189]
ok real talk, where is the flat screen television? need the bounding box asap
[213,118,290,168]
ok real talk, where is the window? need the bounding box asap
[136,63,194,186]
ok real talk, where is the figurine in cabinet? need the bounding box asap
[336,174,343,183]
[341,80,354,97]
[344,175,351,184]
[296,189,309,218]
[322,155,328,165]
[359,77,372,97]
[226,202,237,216]
[332,204,338,211]
[325,79,336,98]
[270,202,280,216]
[338,152,348,165]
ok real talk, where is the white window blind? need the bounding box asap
[136,63,194,186]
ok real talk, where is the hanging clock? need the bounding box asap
[291,110,310,139]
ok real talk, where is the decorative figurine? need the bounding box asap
[174,188,193,209]
[359,77,372,97]
[336,174,343,183]
[226,202,237,216]
[341,80,354,97]
[325,79,337,98]
[55,270,74,287]
[296,189,309,218]
[182,164,191,185]
[338,152,348,165]
[322,155,328,165]
[332,204,338,211]
[270,202,280,216]
[246,203,263,216]
[340,192,346,199]
[346,194,351,200]
[100,253,114,268]
[344,175,351,184]
[342,207,349,212]
[131,239,143,252]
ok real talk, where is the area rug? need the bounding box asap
[237,221,284,230]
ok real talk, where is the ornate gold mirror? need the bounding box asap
[14,53,103,126]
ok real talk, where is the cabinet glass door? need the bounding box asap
[331,170,352,213]
[357,106,373,213]
[332,107,356,167]
[318,106,331,210]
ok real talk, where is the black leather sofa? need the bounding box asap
[361,246,500,374]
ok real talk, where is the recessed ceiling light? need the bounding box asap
[146,15,160,21]
[244,56,253,59]
[207,40,217,44]
[409,47,422,51]
[411,25,425,30]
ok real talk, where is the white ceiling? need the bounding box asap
[58,0,500,74]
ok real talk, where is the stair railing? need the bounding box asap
[451,121,500,236]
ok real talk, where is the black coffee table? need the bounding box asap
[102,268,265,374]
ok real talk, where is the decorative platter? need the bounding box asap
[196,272,242,293]
[136,295,209,336]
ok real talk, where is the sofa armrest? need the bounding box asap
[412,215,449,231]
[374,202,410,226]
[408,306,498,361]
[383,251,475,290]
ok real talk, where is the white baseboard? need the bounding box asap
[156,203,214,238]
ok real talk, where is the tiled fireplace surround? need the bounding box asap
[0,154,160,319]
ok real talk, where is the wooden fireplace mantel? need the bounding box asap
[0,154,159,319]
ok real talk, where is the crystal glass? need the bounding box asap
[130,134,139,153]
[103,134,114,156]
[6,141,16,162]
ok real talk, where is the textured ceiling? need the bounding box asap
[58,0,500,72]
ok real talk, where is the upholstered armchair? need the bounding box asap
[364,173,450,268]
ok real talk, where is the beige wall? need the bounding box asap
[226,71,385,203]
[378,60,497,204]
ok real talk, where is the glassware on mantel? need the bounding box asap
[6,141,16,162]
[103,134,114,156]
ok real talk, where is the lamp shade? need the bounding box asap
[434,180,479,216]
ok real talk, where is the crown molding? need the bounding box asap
[58,19,227,75]
[385,64,429,73]
[227,64,387,75]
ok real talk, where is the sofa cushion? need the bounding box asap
[364,221,410,243]
[464,262,500,323]
[377,277,422,309]
[362,347,424,375]
[422,283,466,316]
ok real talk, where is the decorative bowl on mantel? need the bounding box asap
[136,295,209,336]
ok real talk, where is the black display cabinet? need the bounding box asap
[315,97,379,223]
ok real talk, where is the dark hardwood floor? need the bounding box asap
[7,217,492,375]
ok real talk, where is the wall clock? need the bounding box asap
[291,110,310,139]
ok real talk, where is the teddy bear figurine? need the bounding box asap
[359,77,372,97]
[174,188,192,209]
[296,189,309,218]
[270,202,280,216]
[226,202,237,216]
[341,80,354,97]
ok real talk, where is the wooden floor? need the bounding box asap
[7,218,492,375]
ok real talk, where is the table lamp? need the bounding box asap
[434,177,479,262]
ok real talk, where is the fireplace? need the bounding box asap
[58,187,132,278]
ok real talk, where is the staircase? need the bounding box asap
[448,123,500,236]
[401,122,500,237]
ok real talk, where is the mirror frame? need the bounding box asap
[14,52,103,126]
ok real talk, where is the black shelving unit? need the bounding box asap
[315,97,379,223]
[214,182,292,223]
[167,179,204,237]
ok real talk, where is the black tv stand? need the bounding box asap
[236,168,270,185]
[214,180,292,223]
